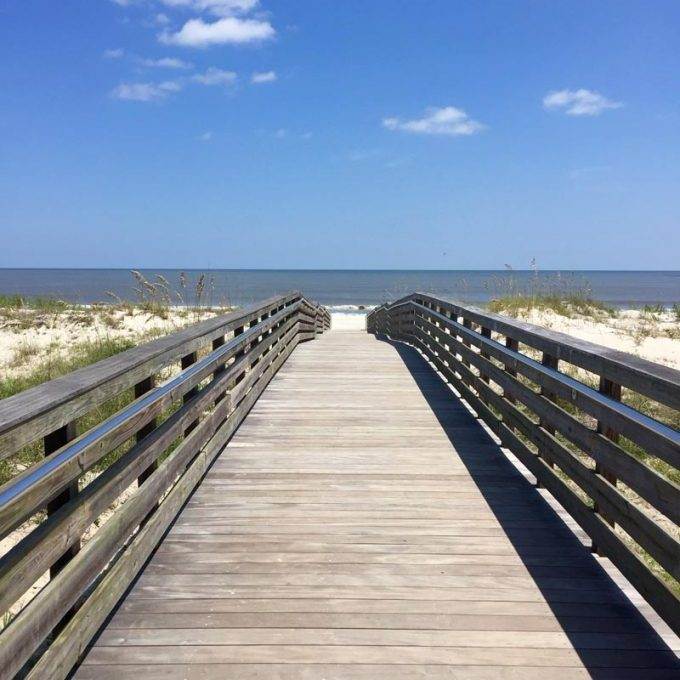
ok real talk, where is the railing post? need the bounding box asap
[530,352,559,486]
[478,327,491,404]
[592,376,621,555]
[396,308,403,340]
[503,337,519,404]
[232,325,246,386]
[252,312,268,365]
[135,376,158,487]
[461,317,472,368]
[212,335,227,404]
[248,315,260,365]
[181,351,199,436]
[44,422,79,577]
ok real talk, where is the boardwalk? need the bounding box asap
[75,329,679,678]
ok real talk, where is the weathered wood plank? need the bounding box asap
[72,329,678,678]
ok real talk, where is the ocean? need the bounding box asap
[0,269,678,311]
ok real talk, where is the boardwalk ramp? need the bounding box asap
[0,293,678,679]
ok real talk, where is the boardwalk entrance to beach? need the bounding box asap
[74,329,678,678]
[2,293,678,679]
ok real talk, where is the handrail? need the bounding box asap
[367,293,679,636]
[0,292,330,679]
[384,292,680,410]
[0,291,328,457]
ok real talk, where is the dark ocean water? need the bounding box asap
[0,269,678,310]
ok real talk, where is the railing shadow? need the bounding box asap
[375,333,679,677]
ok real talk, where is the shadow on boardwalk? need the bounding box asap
[381,336,680,679]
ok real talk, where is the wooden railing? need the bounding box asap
[368,292,679,635]
[0,292,330,679]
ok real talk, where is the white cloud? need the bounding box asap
[155,13,171,25]
[543,89,622,116]
[251,70,276,84]
[159,16,274,46]
[103,48,125,59]
[160,0,259,15]
[274,128,286,138]
[198,131,213,141]
[111,80,181,102]
[383,106,485,136]
[141,56,193,69]
[192,67,237,85]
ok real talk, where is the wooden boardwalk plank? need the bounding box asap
[75,330,680,677]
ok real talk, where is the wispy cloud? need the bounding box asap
[251,70,276,84]
[198,130,213,141]
[159,16,275,47]
[383,106,485,136]
[141,56,193,69]
[192,67,237,85]
[543,89,622,116]
[159,0,259,16]
[111,80,181,102]
[103,48,125,59]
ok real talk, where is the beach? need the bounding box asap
[518,308,680,370]
[1,303,677,383]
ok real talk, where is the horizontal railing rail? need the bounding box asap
[368,292,679,635]
[0,292,330,679]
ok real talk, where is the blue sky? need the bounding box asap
[1,1,679,269]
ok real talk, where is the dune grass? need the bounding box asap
[0,294,69,313]
[0,270,233,488]
[0,335,139,486]
[488,292,617,318]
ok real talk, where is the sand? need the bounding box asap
[0,306,224,380]
[519,308,680,370]
[331,312,367,331]
[1,306,677,380]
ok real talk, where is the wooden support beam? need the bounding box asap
[593,376,622,555]
[44,423,79,578]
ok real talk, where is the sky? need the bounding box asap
[1,0,679,270]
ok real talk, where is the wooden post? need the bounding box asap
[503,337,519,404]
[135,376,158,486]
[232,325,245,386]
[181,351,199,436]
[212,336,227,405]
[479,327,491,404]
[461,318,473,383]
[592,376,621,555]
[44,423,79,578]
[536,352,559,483]
[252,313,268,366]
[248,316,260,367]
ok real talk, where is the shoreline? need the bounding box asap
[1,269,678,311]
